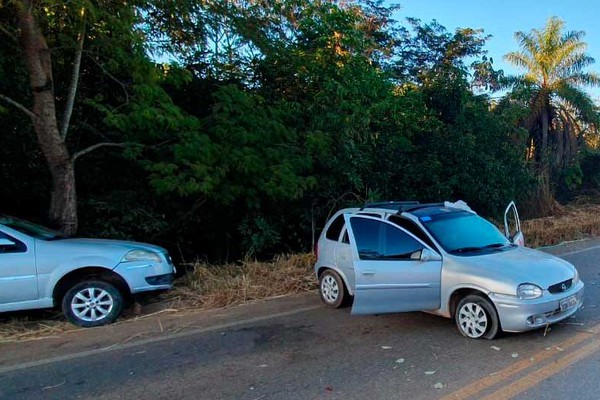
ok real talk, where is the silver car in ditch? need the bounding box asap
[314,201,584,339]
[0,216,175,327]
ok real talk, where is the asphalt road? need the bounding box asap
[1,239,600,400]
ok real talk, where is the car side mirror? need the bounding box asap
[420,248,441,262]
[0,237,16,247]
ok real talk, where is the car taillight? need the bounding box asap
[314,243,319,258]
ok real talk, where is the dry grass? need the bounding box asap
[164,253,317,310]
[523,203,600,248]
[0,311,77,343]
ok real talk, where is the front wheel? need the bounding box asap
[455,295,500,339]
[62,280,124,327]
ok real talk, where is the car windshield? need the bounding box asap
[420,211,511,254]
[0,215,65,240]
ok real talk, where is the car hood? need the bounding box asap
[52,238,167,253]
[449,246,576,291]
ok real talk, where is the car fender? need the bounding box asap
[317,264,354,296]
[37,256,120,299]
[442,283,493,318]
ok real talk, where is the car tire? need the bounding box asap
[319,269,349,309]
[62,280,124,327]
[455,294,500,339]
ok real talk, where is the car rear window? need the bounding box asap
[325,214,345,241]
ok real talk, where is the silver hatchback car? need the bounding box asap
[0,216,175,327]
[314,201,584,339]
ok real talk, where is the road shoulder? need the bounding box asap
[0,291,317,371]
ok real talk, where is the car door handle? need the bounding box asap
[362,270,376,276]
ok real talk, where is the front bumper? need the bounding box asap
[491,281,584,332]
[113,253,176,293]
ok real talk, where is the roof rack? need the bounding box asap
[360,201,420,212]
[360,201,454,214]
[402,202,446,213]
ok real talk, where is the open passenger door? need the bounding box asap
[343,214,442,315]
[504,201,525,246]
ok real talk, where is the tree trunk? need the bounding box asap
[568,125,577,163]
[562,121,570,167]
[17,1,78,235]
[555,127,563,168]
[530,165,557,217]
[48,160,77,234]
[540,104,549,160]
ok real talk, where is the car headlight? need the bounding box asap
[573,268,580,285]
[517,283,543,299]
[121,250,162,263]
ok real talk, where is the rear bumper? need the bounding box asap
[491,281,584,332]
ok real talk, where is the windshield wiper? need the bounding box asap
[449,243,508,254]
[448,246,484,254]
[483,243,507,249]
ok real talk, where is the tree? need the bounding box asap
[0,0,205,234]
[0,1,138,233]
[504,17,599,167]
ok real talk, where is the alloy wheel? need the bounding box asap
[321,274,340,304]
[70,287,114,322]
[457,302,488,338]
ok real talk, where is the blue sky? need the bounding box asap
[392,0,600,97]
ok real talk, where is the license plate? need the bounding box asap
[560,295,577,312]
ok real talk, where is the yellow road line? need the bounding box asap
[483,335,600,400]
[441,323,600,400]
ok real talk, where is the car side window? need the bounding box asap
[388,215,438,251]
[325,215,345,241]
[350,218,423,260]
[0,231,27,253]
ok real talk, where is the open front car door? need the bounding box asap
[504,201,525,246]
[344,214,442,315]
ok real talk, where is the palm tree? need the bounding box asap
[505,17,599,164]
[504,17,600,215]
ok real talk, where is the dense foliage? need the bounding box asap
[1,1,598,261]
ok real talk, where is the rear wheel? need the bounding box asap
[455,295,500,339]
[62,280,124,327]
[319,269,348,309]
